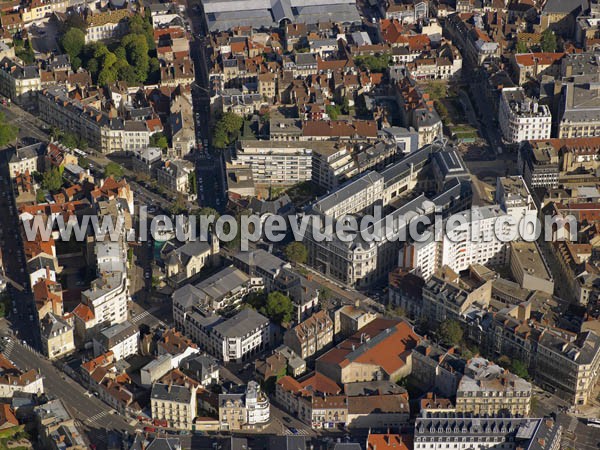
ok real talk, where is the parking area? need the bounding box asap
[29,19,60,55]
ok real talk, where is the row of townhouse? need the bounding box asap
[38,86,154,154]
[276,371,411,430]
[468,306,600,406]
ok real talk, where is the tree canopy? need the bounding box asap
[262,291,294,325]
[510,359,530,380]
[540,29,557,52]
[212,112,243,148]
[150,132,168,151]
[61,28,85,61]
[437,319,463,347]
[104,162,124,179]
[285,242,308,265]
[354,54,392,73]
[66,12,159,84]
[0,113,18,147]
[42,167,64,192]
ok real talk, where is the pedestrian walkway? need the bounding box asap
[130,307,166,327]
[282,427,311,436]
[86,410,109,424]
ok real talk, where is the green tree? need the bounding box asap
[59,131,79,149]
[354,54,392,73]
[498,355,512,369]
[262,291,294,324]
[0,113,18,147]
[540,28,557,52]
[104,162,124,179]
[36,189,47,203]
[437,319,463,347]
[61,28,85,60]
[64,12,87,31]
[78,157,90,169]
[150,132,168,150]
[170,194,187,215]
[123,34,150,83]
[285,242,308,265]
[511,359,530,380]
[212,112,243,148]
[425,81,448,101]
[246,290,266,310]
[42,167,64,192]
[128,13,155,50]
[188,172,197,195]
[516,40,528,53]
[326,104,341,120]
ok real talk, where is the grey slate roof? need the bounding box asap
[40,313,72,339]
[151,383,192,404]
[213,308,269,338]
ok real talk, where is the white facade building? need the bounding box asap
[245,381,270,425]
[400,206,510,279]
[93,321,139,361]
[229,141,313,185]
[499,87,551,144]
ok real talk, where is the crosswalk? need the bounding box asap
[86,410,109,424]
[283,427,311,436]
[3,340,14,356]
[130,308,166,327]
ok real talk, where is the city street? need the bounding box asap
[0,336,136,448]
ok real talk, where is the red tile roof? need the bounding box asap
[367,434,410,450]
[317,319,419,376]
[302,120,377,138]
[514,52,564,67]
[72,303,95,323]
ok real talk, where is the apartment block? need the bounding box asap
[499,87,551,144]
[151,383,197,430]
[219,381,270,430]
[0,57,41,106]
[509,241,554,295]
[283,310,334,359]
[228,140,313,185]
[456,357,532,417]
[93,321,139,361]
[414,414,562,450]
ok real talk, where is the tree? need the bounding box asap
[0,113,18,147]
[41,167,64,192]
[498,355,512,369]
[59,131,79,149]
[104,162,124,179]
[150,132,168,151]
[61,28,85,60]
[354,54,392,73]
[123,34,150,83]
[541,28,557,52]
[212,112,243,148]
[437,319,463,347]
[511,359,530,380]
[285,242,308,265]
[246,290,266,310]
[262,291,294,324]
[425,82,448,101]
[36,189,47,203]
[170,194,187,215]
[188,172,197,195]
[516,40,528,53]
[326,104,341,120]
